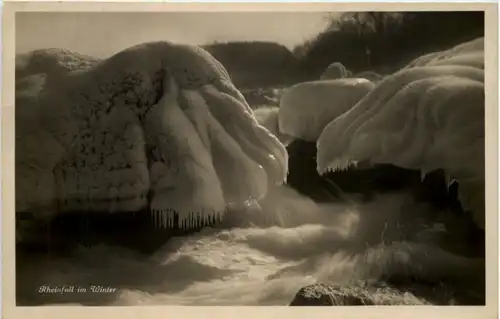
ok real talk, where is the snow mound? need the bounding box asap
[15,42,289,228]
[316,38,485,229]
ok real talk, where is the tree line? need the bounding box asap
[295,11,485,79]
[204,11,484,88]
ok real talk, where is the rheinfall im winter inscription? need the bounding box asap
[38,285,117,294]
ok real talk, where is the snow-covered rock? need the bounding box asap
[15,42,289,228]
[316,38,485,229]
[278,78,375,142]
[320,62,350,80]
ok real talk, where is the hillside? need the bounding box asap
[203,41,300,89]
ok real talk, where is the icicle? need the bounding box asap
[151,210,155,228]
[420,170,426,182]
[445,173,457,188]
[352,160,358,169]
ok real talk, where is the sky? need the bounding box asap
[16,12,334,57]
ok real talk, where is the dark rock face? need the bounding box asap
[285,139,461,210]
[285,139,420,202]
[414,169,459,211]
[16,210,215,256]
[290,280,485,306]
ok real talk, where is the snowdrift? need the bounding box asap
[316,37,485,229]
[15,42,289,228]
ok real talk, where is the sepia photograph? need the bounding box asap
[4,1,497,315]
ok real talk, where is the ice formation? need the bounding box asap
[316,37,485,229]
[278,78,376,142]
[15,42,289,228]
[319,62,350,80]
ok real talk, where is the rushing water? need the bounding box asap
[16,186,483,306]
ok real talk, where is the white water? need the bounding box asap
[17,186,480,306]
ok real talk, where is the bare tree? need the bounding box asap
[333,12,406,66]
[335,12,405,35]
